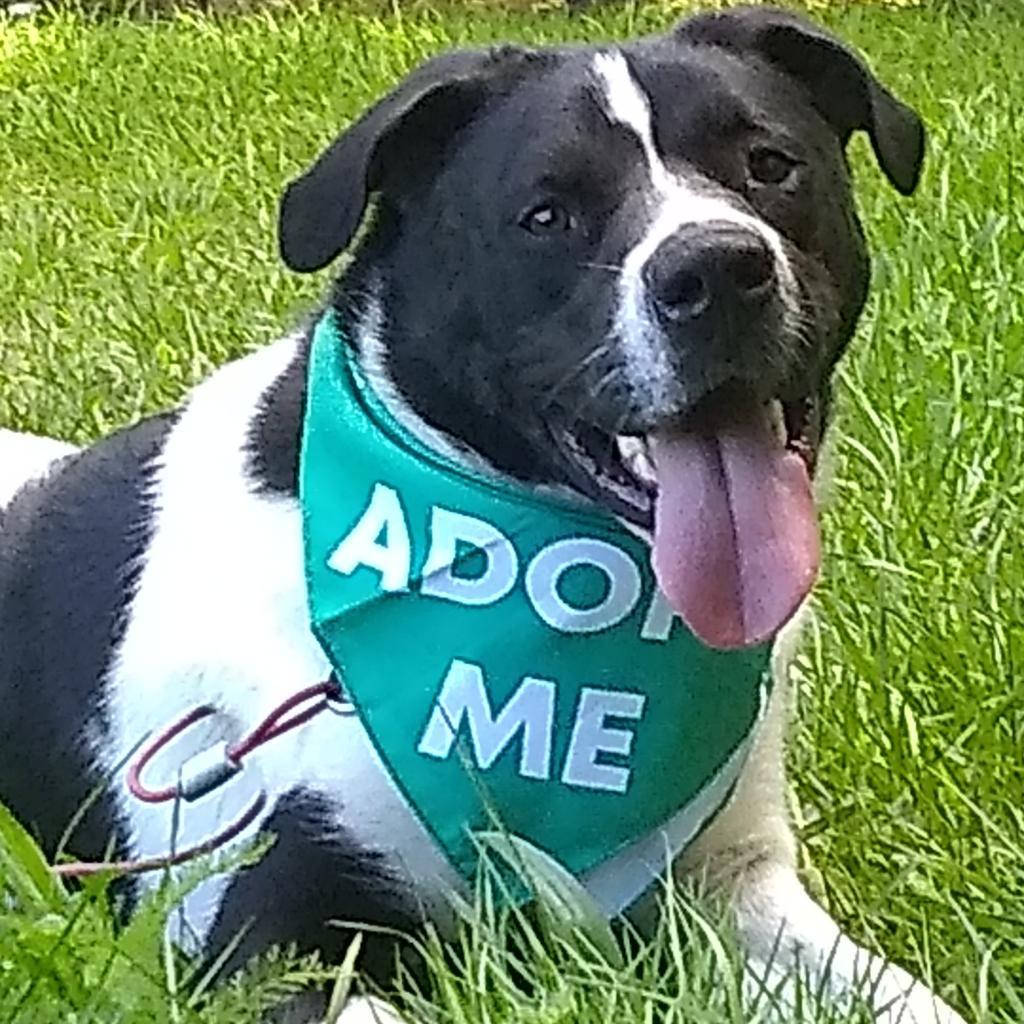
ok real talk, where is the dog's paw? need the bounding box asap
[859,964,968,1024]
[743,958,969,1024]
[870,991,968,1024]
[330,995,411,1024]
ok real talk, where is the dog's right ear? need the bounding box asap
[676,6,924,196]
[279,46,538,274]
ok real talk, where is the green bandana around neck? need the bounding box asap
[300,311,772,913]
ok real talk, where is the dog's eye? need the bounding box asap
[748,146,799,186]
[520,202,576,237]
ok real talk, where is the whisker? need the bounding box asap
[578,261,625,273]
[567,365,621,426]
[542,343,611,404]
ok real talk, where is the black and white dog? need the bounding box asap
[0,7,967,1023]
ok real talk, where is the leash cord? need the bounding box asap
[51,792,268,879]
[52,677,344,880]
[126,679,342,803]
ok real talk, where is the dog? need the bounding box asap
[0,430,76,510]
[0,7,968,1023]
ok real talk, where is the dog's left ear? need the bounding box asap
[279,45,540,273]
[676,6,924,195]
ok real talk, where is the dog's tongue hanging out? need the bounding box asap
[649,407,820,651]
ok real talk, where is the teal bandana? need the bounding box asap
[301,311,772,913]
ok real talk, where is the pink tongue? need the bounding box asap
[650,409,820,651]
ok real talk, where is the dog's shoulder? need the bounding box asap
[0,411,174,859]
[153,330,308,502]
[0,332,311,853]
[0,413,174,639]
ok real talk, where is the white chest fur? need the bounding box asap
[103,337,458,947]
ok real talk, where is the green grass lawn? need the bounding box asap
[1,1,1022,1021]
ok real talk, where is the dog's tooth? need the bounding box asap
[616,435,645,463]
[634,444,656,487]
[616,435,656,487]
[615,435,653,483]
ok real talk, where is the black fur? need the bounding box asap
[0,415,171,875]
[206,788,423,990]
[279,47,553,275]
[677,6,924,195]
[246,332,310,497]
[279,7,922,499]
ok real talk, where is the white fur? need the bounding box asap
[336,995,409,1024]
[103,336,460,947]
[0,428,77,510]
[592,51,801,412]
[0,355,965,1021]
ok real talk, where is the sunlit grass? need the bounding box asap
[1,1,1021,1021]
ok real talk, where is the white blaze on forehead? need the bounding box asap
[590,50,800,410]
[592,50,673,195]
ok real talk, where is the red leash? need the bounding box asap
[51,795,269,879]
[54,677,344,879]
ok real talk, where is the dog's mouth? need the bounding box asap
[551,388,822,651]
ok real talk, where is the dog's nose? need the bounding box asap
[645,222,775,324]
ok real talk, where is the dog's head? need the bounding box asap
[278,6,923,650]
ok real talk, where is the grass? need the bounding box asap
[0,0,1022,1021]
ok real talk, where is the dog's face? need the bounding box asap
[279,6,923,650]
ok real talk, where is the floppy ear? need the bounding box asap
[279,45,539,273]
[676,6,924,195]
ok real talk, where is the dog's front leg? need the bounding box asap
[729,859,967,1024]
[676,635,966,1024]
[334,995,410,1024]
[271,992,409,1024]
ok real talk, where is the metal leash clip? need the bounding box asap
[53,675,346,879]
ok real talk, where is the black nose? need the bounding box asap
[645,222,776,324]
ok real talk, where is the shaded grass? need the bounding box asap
[0,0,1021,1021]
[0,798,901,1024]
